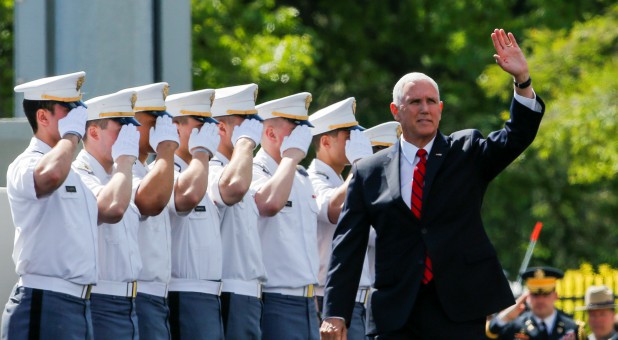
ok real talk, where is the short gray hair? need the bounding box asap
[392,72,440,106]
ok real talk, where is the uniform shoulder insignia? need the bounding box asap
[296,165,308,177]
[254,162,271,176]
[314,171,329,180]
[75,161,94,175]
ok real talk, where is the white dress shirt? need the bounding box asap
[208,152,266,284]
[133,160,172,286]
[168,154,222,285]
[251,149,319,289]
[74,150,142,283]
[7,138,98,285]
[308,158,372,295]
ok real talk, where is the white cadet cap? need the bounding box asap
[166,89,219,124]
[211,84,262,121]
[14,71,87,108]
[256,92,313,127]
[85,90,140,126]
[363,121,401,147]
[309,97,363,136]
[119,82,170,116]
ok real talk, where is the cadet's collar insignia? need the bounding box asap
[76,161,94,175]
[76,76,85,92]
[352,99,356,114]
[163,84,169,99]
[534,268,546,278]
[130,93,137,109]
[305,95,312,110]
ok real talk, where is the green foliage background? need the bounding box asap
[1,0,616,279]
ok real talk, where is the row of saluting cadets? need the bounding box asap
[1,70,400,340]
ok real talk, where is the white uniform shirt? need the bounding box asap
[133,160,172,284]
[208,152,266,282]
[168,155,222,281]
[74,150,142,282]
[6,137,98,285]
[251,149,319,289]
[308,159,372,293]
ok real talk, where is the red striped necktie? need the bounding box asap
[411,149,432,284]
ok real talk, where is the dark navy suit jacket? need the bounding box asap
[323,96,545,335]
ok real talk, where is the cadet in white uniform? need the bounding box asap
[362,122,401,285]
[252,93,320,340]
[307,97,373,340]
[123,83,179,340]
[74,91,142,339]
[208,84,266,340]
[2,72,98,340]
[165,89,224,340]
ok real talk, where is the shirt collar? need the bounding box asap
[214,151,230,165]
[309,158,344,184]
[29,137,52,154]
[255,148,279,174]
[533,309,557,333]
[76,149,111,179]
[400,136,436,165]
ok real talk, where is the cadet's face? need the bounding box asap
[273,119,296,149]
[588,309,615,337]
[176,117,204,150]
[100,120,123,164]
[49,104,70,142]
[392,80,442,147]
[528,291,557,319]
[218,115,244,151]
[135,112,157,153]
[330,129,350,165]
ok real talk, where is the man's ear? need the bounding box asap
[87,124,100,141]
[320,134,331,149]
[440,101,444,111]
[36,108,51,127]
[390,103,400,121]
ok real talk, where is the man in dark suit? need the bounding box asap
[487,267,585,339]
[320,28,545,339]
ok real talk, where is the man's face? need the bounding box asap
[588,309,615,338]
[99,120,123,165]
[217,115,245,152]
[391,80,442,146]
[176,117,204,151]
[135,112,157,153]
[328,129,350,166]
[48,104,71,143]
[528,291,558,319]
[270,118,297,150]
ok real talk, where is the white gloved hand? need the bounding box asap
[149,115,179,152]
[280,125,312,157]
[58,106,87,139]
[189,122,221,157]
[345,129,373,164]
[231,118,263,149]
[112,124,140,162]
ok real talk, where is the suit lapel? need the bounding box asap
[423,132,448,203]
[384,142,413,215]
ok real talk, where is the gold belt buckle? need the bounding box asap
[305,284,314,298]
[129,281,137,298]
[82,285,93,300]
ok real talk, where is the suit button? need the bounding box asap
[421,228,427,234]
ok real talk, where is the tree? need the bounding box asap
[480,4,618,276]
[0,0,13,117]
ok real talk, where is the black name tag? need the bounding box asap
[194,206,206,212]
[65,186,77,193]
[285,201,292,207]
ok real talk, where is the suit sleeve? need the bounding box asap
[479,95,545,181]
[322,163,371,325]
